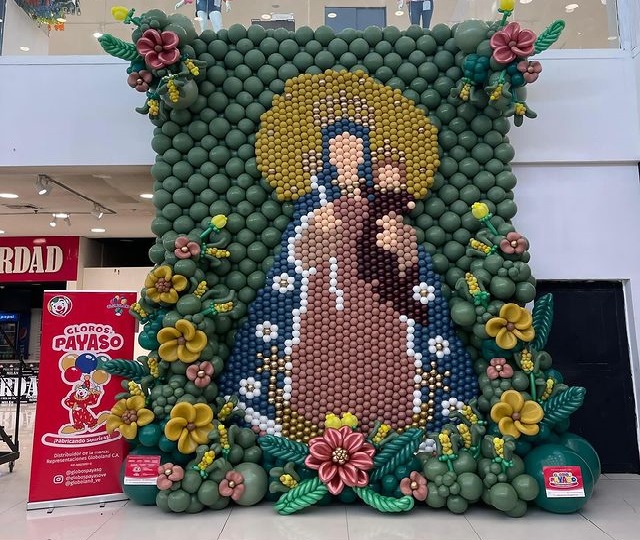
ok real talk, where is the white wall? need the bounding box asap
[2,0,49,55]
[81,266,151,359]
[513,164,640,414]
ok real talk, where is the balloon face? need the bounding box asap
[76,352,99,374]
[63,366,83,383]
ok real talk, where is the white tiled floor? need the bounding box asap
[1,404,639,540]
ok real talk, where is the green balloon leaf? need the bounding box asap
[531,293,554,351]
[275,477,328,515]
[98,34,141,62]
[99,358,150,382]
[533,20,566,55]
[370,428,424,481]
[353,486,415,513]
[258,435,309,466]
[542,386,586,427]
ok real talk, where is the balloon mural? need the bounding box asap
[97,2,600,516]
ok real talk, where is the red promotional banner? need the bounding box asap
[28,291,137,508]
[0,236,79,283]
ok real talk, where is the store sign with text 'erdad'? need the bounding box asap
[0,236,79,282]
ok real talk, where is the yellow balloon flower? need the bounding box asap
[211,214,228,229]
[144,265,188,304]
[164,402,214,453]
[471,202,490,220]
[490,390,543,439]
[106,396,154,439]
[499,0,515,11]
[111,6,130,21]
[485,303,535,350]
[157,319,208,363]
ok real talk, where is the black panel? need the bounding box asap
[536,280,640,473]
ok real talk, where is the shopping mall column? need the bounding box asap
[174,0,231,33]
[399,0,434,29]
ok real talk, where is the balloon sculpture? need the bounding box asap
[96,1,599,517]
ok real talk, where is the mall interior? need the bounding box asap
[0,0,640,539]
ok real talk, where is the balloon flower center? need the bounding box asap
[331,447,349,465]
[155,278,172,292]
[121,410,138,424]
[197,370,205,378]
[410,481,418,490]
[511,240,518,248]
[178,336,186,345]
[155,45,163,52]
[181,246,189,252]
[506,323,515,331]
[509,40,517,47]
[495,364,503,372]
[186,422,196,431]
[228,480,236,488]
[512,412,521,421]
[164,469,173,477]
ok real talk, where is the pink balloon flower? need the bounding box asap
[127,70,153,92]
[136,29,180,70]
[219,470,245,501]
[400,471,428,501]
[186,361,214,388]
[486,358,514,380]
[500,231,530,255]
[517,60,543,83]
[174,236,201,259]
[304,425,375,495]
[490,22,536,64]
[156,463,185,490]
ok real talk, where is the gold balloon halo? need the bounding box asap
[256,69,440,201]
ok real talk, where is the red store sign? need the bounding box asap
[0,236,79,282]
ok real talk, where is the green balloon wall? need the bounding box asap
[97,7,599,517]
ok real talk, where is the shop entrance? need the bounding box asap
[535,280,640,473]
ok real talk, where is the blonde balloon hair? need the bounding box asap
[255,70,440,201]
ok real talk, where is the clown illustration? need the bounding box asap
[59,353,111,434]
[219,71,478,442]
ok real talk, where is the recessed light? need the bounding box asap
[91,228,106,233]
[0,230,5,234]
[19,46,30,51]
[93,32,103,38]
[140,193,154,199]
[0,193,18,199]
[608,35,618,41]
[92,174,112,179]
[519,0,533,4]
[53,212,69,218]
[395,10,405,16]
[56,17,66,22]
[261,13,271,20]
[327,12,337,18]
[565,3,579,12]
[49,219,57,228]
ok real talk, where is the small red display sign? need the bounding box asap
[124,455,161,485]
[0,236,79,282]
[543,466,585,498]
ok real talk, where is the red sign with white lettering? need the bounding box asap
[124,455,161,485]
[543,466,586,498]
[0,236,79,282]
[28,291,136,506]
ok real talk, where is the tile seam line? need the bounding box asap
[463,514,482,540]
[579,512,617,540]
[216,506,233,540]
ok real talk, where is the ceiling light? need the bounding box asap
[92,174,112,179]
[261,14,271,20]
[49,217,57,228]
[395,10,405,16]
[0,230,5,234]
[36,175,52,195]
[608,35,618,41]
[64,216,71,226]
[53,212,69,218]
[19,46,30,51]
[565,3,579,12]
[93,32,103,38]
[0,193,19,199]
[327,12,337,18]
[91,228,106,233]
[519,0,533,4]
[140,193,153,199]
[92,204,104,220]
[56,17,66,22]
